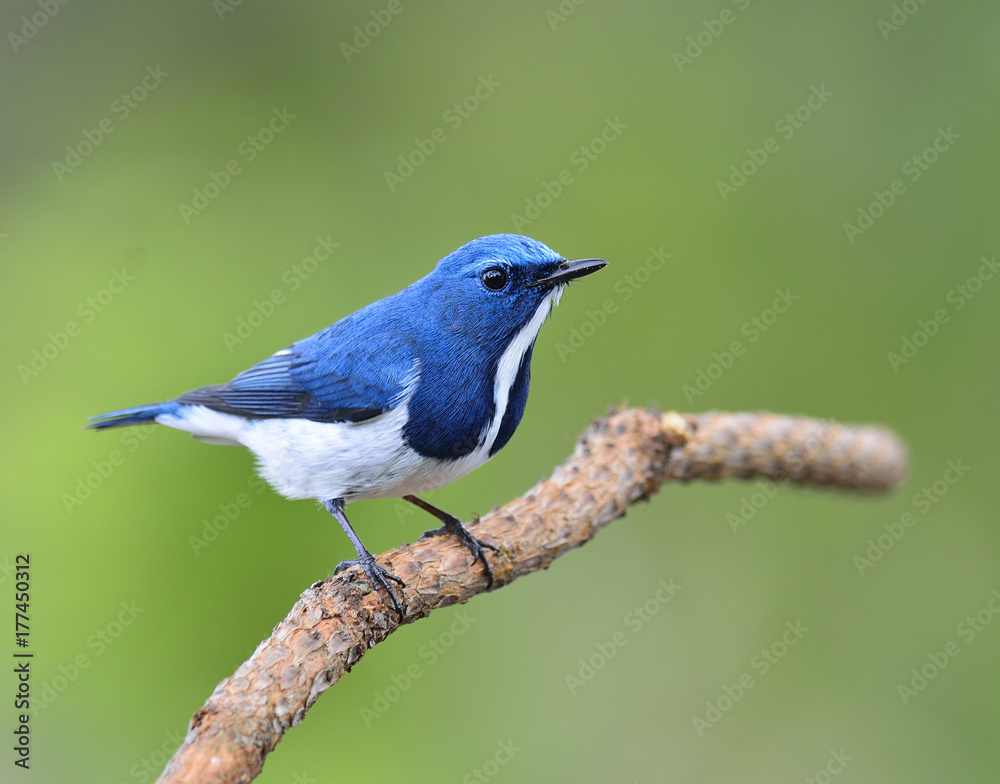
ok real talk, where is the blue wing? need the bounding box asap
[177,314,419,424]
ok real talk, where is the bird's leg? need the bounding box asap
[325,498,405,618]
[406,494,498,588]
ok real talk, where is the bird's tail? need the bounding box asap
[87,402,181,430]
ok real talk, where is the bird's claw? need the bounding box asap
[335,554,405,618]
[421,519,498,589]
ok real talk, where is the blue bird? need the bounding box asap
[89,234,606,615]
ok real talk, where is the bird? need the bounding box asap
[88,234,607,616]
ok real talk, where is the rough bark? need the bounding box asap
[158,408,908,784]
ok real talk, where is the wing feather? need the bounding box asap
[177,317,419,423]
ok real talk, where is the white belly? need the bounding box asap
[157,401,493,501]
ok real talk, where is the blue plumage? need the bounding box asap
[87,401,182,429]
[89,234,606,615]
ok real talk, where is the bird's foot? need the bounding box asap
[420,517,499,589]
[335,553,406,618]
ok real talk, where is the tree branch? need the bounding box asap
[157,408,907,784]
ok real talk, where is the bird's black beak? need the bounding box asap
[529,258,608,289]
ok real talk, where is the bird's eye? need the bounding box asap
[480,267,510,292]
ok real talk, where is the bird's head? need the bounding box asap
[421,234,607,346]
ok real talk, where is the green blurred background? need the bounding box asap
[3,1,999,781]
